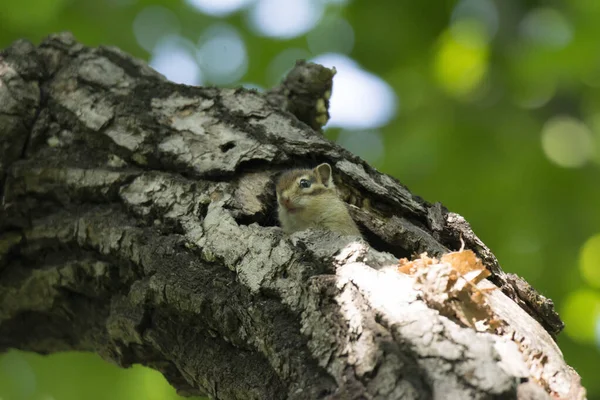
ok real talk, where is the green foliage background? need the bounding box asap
[1,0,599,399]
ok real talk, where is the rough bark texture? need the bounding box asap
[0,33,586,400]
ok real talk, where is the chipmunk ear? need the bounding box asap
[314,163,333,187]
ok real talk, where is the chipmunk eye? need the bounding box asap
[299,179,311,188]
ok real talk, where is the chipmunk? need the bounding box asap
[276,163,361,236]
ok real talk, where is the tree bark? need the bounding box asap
[0,33,586,400]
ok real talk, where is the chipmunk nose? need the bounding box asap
[279,194,293,210]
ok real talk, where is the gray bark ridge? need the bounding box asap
[0,32,585,400]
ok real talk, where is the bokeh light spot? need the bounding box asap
[150,36,203,86]
[587,113,600,165]
[541,116,595,168]
[0,350,36,399]
[520,8,573,49]
[562,289,600,344]
[133,6,181,52]
[596,316,600,349]
[248,0,324,39]
[451,0,498,42]
[266,48,312,87]
[508,232,542,255]
[197,24,248,85]
[336,130,385,165]
[434,20,489,98]
[580,234,600,289]
[311,54,398,129]
[514,80,555,109]
[306,16,354,55]
[185,0,255,16]
[120,364,181,399]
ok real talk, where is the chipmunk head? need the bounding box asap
[276,163,335,213]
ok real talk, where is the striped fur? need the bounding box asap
[276,163,361,236]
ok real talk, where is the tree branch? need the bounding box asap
[0,33,584,400]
